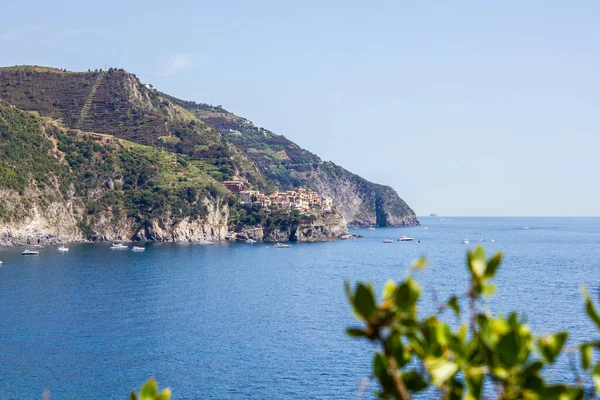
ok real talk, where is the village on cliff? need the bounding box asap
[223,181,333,213]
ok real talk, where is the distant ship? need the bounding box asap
[430,213,438,217]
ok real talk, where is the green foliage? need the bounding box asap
[346,247,598,399]
[130,378,170,400]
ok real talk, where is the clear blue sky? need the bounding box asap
[2,0,599,216]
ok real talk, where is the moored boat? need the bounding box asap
[110,243,128,250]
[57,246,69,252]
[22,249,39,255]
[398,236,414,242]
[274,243,291,248]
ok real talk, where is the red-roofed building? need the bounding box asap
[223,180,244,193]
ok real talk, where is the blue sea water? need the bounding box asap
[0,217,599,399]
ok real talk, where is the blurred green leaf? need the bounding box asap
[535,384,583,400]
[593,363,600,395]
[497,331,519,367]
[465,367,484,400]
[411,256,427,270]
[394,278,420,310]
[481,283,496,298]
[484,252,502,279]
[467,247,487,278]
[346,328,366,338]
[447,296,460,317]
[401,370,428,392]
[373,352,388,379]
[140,378,158,398]
[344,280,352,302]
[133,378,170,400]
[424,357,458,386]
[537,332,568,364]
[155,391,171,400]
[354,283,376,321]
[581,344,592,370]
[581,286,600,330]
[382,279,396,300]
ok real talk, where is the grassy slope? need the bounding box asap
[0,66,273,190]
[0,101,227,230]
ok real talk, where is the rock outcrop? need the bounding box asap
[231,211,348,242]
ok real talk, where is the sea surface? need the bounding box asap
[0,217,598,399]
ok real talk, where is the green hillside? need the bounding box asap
[0,101,225,235]
[0,65,418,228]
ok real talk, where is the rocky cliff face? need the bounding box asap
[306,163,419,227]
[0,187,230,246]
[232,211,348,242]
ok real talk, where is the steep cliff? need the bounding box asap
[166,98,419,226]
[0,102,230,245]
[231,211,347,242]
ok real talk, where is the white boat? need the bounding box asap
[461,239,470,244]
[0,260,3,264]
[33,244,44,248]
[368,227,376,231]
[131,246,145,252]
[274,243,291,248]
[246,239,256,244]
[490,239,495,243]
[110,243,128,250]
[57,246,69,252]
[398,236,414,242]
[198,240,214,245]
[383,239,393,243]
[523,226,530,230]
[22,249,39,255]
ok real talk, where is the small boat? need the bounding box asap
[198,240,214,245]
[33,244,44,248]
[22,249,39,255]
[246,239,256,244]
[0,260,3,264]
[523,226,530,230]
[398,236,414,242]
[490,239,495,243]
[274,243,291,248]
[461,239,470,244]
[368,227,376,231]
[57,246,69,252]
[131,246,145,252]
[383,239,393,243]
[110,243,128,250]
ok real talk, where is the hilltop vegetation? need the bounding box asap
[0,102,228,241]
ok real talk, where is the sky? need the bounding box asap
[1,0,599,216]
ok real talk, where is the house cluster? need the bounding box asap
[223,181,333,213]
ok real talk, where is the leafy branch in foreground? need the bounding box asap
[346,247,600,399]
[130,378,170,400]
